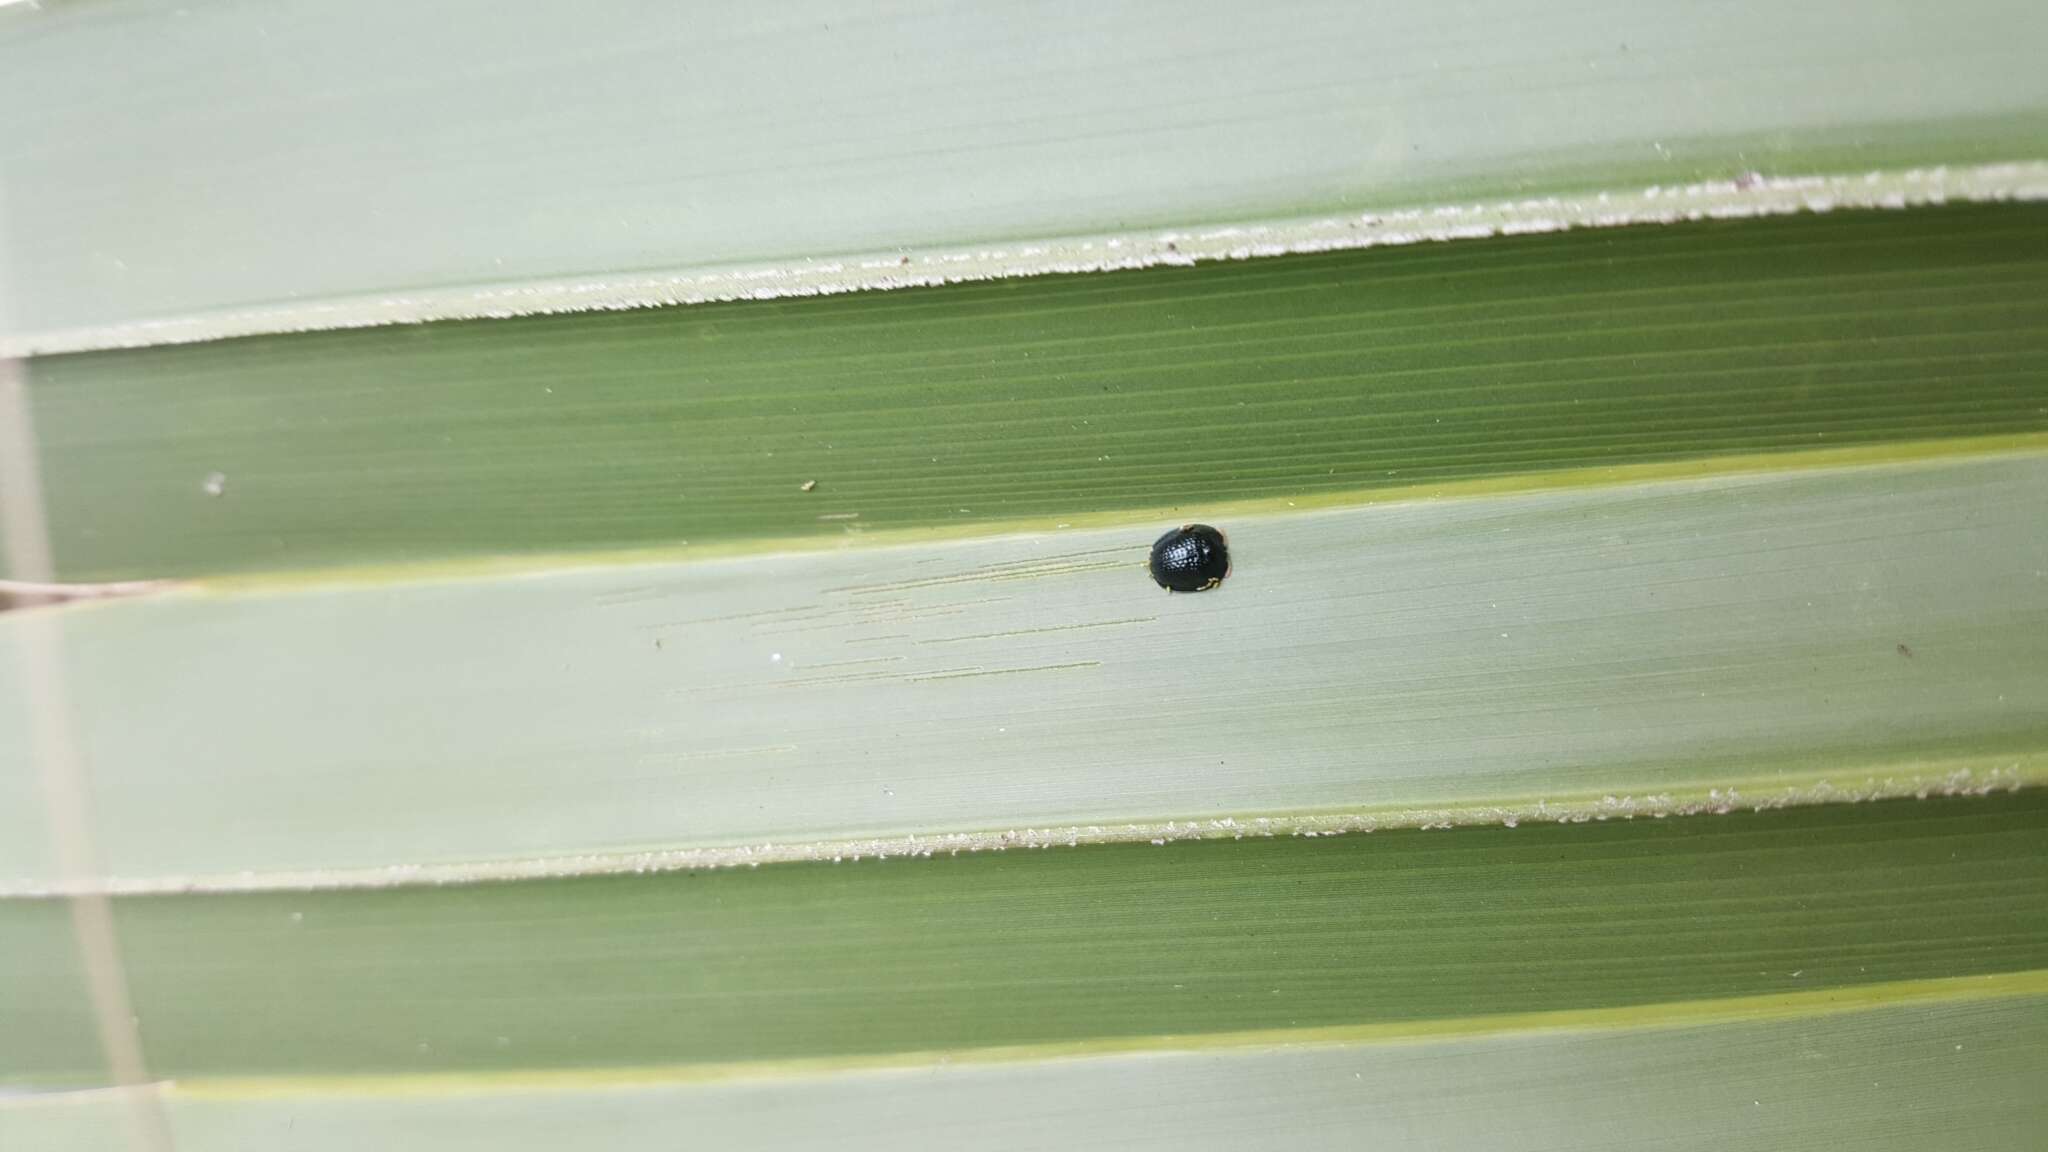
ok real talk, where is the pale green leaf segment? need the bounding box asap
[3,452,2045,892]
[4,0,2046,348]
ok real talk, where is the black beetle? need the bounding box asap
[1149,524,1230,592]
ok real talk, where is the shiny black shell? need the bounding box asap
[1148,523,1230,592]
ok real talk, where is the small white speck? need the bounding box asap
[769,653,783,664]
[288,911,303,923]
[201,472,227,497]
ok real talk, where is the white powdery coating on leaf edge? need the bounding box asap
[5,162,2045,358]
[0,763,2028,898]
